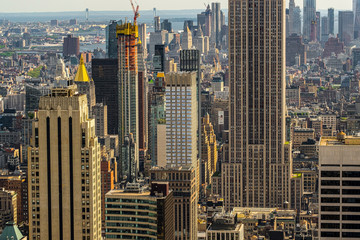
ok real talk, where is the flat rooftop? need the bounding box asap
[320,136,360,146]
[106,189,151,197]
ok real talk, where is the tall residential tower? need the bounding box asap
[117,22,140,181]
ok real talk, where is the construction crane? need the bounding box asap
[129,0,140,24]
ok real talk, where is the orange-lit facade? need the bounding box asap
[100,159,114,224]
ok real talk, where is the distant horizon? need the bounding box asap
[0,7,352,15]
[0,0,352,14]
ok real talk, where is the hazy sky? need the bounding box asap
[0,0,353,13]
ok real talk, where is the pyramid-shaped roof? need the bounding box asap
[74,55,90,82]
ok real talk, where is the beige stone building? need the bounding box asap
[292,128,315,150]
[223,0,292,209]
[320,114,337,136]
[0,188,17,232]
[201,114,218,186]
[28,86,102,240]
[181,26,193,50]
[150,166,198,240]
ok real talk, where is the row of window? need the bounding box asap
[321,206,360,212]
[321,171,360,178]
[322,197,360,203]
[321,189,360,195]
[321,231,360,238]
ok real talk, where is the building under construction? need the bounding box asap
[117,22,140,181]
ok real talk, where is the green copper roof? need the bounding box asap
[0,222,24,240]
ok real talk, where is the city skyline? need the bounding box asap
[0,0,353,13]
[2,0,360,238]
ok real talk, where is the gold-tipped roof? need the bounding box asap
[157,72,165,78]
[74,55,90,82]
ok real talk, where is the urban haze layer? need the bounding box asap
[0,0,359,240]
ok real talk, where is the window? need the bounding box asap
[321,215,339,220]
[321,180,340,186]
[321,189,340,195]
[321,223,340,229]
[343,189,360,195]
[321,198,340,203]
[342,171,360,178]
[320,170,341,178]
[321,206,340,212]
[321,232,339,238]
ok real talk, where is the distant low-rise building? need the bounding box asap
[206,213,244,240]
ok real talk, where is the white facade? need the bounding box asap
[165,72,198,168]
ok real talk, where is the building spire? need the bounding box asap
[74,55,90,82]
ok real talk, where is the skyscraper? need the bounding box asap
[316,11,321,42]
[148,73,167,167]
[106,20,118,59]
[211,2,221,47]
[328,8,335,35]
[339,11,354,45]
[292,6,302,35]
[154,16,161,32]
[138,23,147,56]
[138,45,148,173]
[354,0,360,38]
[180,26,193,50]
[193,26,205,54]
[201,114,218,186]
[149,166,198,240]
[286,34,307,66]
[224,0,292,209]
[165,72,198,168]
[161,19,172,32]
[117,22,139,180]
[92,58,118,135]
[28,86,102,240]
[288,0,295,34]
[303,0,317,41]
[74,55,96,115]
[92,103,108,137]
[153,44,165,74]
[352,48,360,69]
[321,16,329,41]
[180,50,201,161]
[200,4,212,37]
[310,20,317,42]
[63,34,80,57]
